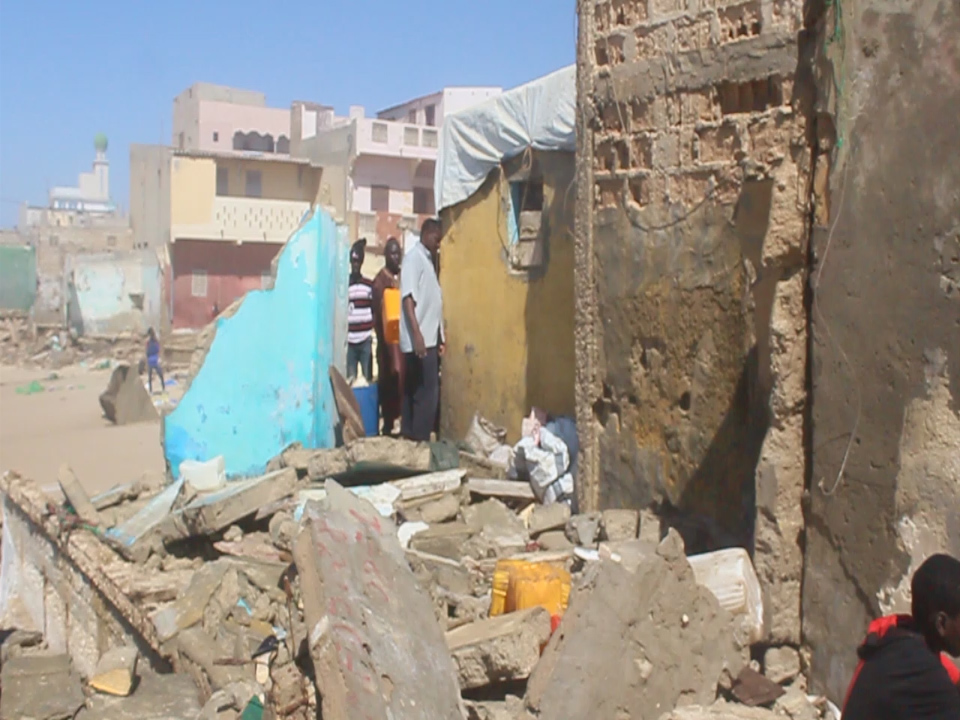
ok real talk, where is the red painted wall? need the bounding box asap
[171,239,281,329]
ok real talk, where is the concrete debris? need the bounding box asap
[99,363,159,425]
[764,646,802,685]
[659,702,783,719]
[293,480,463,719]
[446,607,552,690]
[405,492,461,524]
[464,696,529,720]
[564,512,601,546]
[600,508,640,541]
[0,653,85,720]
[1,428,810,720]
[525,531,746,719]
[89,646,139,696]
[527,503,571,536]
[79,672,203,720]
[57,463,102,526]
[159,468,298,543]
[467,478,536,502]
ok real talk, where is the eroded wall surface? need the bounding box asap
[803,0,960,701]
[163,209,348,479]
[576,0,809,646]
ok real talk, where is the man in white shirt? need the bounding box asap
[399,218,444,441]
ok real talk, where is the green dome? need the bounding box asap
[94,133,108,152]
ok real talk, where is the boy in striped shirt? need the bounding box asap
[347,239,374,384]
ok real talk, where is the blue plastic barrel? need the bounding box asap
[352,384,379,437]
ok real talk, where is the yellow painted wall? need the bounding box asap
[170,156,215,226]
[215,157,321,203]
[171,155,324,227]
[440,151,576,442]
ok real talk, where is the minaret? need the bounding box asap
[93,133,109,201]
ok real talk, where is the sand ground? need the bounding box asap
[0,364,167,497]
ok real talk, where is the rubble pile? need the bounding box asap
[0,313,147,370]
[0,430,839,720]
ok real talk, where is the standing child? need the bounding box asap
[146,328,165,394]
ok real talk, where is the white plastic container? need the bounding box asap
[179,456,226,492]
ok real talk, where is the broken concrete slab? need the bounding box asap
[99,363,159,425]
[89,646,139,696]
[525,531,746,720]
[467,478,535,502]
[0,653,85,720]
[293,480,462,719]
[534,530,574,552]
[177,626,253,694]
[658,703,782,720]
[392,469,465,502]
[446,607,552,690]
[405,492,461,524]
[764,646,802,685]
[58,463,102,526]
[104,479,185,562]
[346,435,433,471]
[409,522,477,560]
[159,468,297,543]
[600,508,640,541]
[78,671,203,720]
[528,503,571,536]
[564,512,601,546]
[152,560,230,642]
[464,499,527,534]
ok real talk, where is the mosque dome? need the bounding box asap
[94,133,109,153]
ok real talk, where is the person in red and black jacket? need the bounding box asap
[843,553,960,719]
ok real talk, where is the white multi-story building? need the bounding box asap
[292,87,502,248]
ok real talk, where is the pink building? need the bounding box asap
[292,87,502,249]
[173,83,291,155]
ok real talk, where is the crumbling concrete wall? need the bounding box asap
[802,0,960,702]
[163,209,349,479]
[575,0,811,649]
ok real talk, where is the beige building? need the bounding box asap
[291,87,501,249]
[166,148,323,328]
[173,83,291,155]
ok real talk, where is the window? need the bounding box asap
[403,127,420,146]
[49,235,59,247]
[413,188,434,215]
[422,129,438,148]
[371,185,390,212]
[245,170,262,198]
[213,131,219,142]
[216,166,229,196]
[178,132,185,149]
[408,109,418,124]
[371,122,388,143]
[107,235,117,248]
[358,213,377,237]
[425,104,436,127]
[191,270,208,297]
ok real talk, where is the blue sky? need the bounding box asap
[0,0,577,227]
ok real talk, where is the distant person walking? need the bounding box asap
[347,239,374,384]
[146,328,165,394]
[372,237,403,434]
[400,219,444,441]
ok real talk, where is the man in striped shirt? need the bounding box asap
[347,239,374,384]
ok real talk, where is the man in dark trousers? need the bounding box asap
[399,219,444,441]
[843,553,960,719]
[346,239,374,384]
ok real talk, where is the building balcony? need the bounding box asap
[171,196,312,244]
[354,118,439,160]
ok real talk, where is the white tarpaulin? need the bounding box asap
[435,65,576,213]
